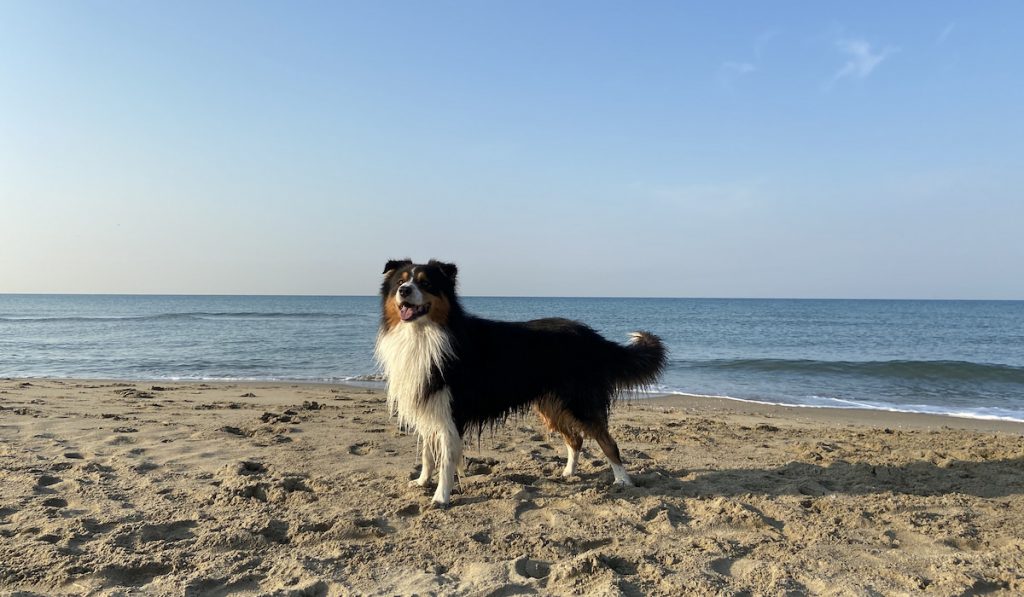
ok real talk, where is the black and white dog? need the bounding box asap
[374,259,666,507]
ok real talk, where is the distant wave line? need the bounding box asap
[0,312,367,323]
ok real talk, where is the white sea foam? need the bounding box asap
[643,388,1024,423]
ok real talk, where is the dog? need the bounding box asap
[374,259,667,507]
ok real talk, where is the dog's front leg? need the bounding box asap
[410,434,435,487]
[431,424,462,507]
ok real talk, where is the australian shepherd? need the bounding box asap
[374,259,667,507]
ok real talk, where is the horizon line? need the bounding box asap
[1,292,1022,302]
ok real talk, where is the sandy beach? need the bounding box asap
[1,379,1022,596]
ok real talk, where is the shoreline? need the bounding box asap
[646,392,1024,434]
[3,378,1023,594]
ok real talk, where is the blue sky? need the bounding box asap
[1,2,1022,298]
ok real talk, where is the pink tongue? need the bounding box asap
[400,305,415,321]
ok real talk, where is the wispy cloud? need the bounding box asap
[723,61,756,75]
[717,30,777,88]
[937,22,955,45]
[717,61,756,87]
[828,38,897,86]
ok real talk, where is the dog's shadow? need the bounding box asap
[411,452,1024,511]
[463,449,1024,497]
[628,455,1024,500]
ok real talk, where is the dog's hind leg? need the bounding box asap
[534,397,585,479]
[410,434,435,487]
[591,425,633,486]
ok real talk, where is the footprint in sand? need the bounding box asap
[514,557,552,580]
[42,497,68,509]
[395,503,420,517]
[219,426,247,436]
[237,460,267,475]
[280,476,313,493]
[133,461,160,473]
[464,458,495,476]
[36,475,61,488]
[338,517,394,540]
[514,500,540,521]
[138,520,197,543]
[348,441,373,456]
[506,473,539,486]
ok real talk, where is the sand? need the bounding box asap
[1,379,1023,596]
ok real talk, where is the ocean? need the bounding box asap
[2,294,1023,422]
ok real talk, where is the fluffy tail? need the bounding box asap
[610,331,667,393]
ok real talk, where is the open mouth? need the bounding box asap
[399,302,430,322]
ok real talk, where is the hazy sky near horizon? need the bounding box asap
[2,2,1022,298]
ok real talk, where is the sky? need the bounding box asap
[1,2,1022,299]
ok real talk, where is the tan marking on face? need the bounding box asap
[424,291,451,326]
[416,271,428,283]
[382,298,402,330]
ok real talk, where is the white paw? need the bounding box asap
[432,484,453,506]
[409,478,431,488]
[612,477,634,487]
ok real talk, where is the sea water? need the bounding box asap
[2,295,1023,422]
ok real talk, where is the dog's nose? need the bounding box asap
[398,286,412,298]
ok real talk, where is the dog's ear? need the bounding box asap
[428,260,458,281]
[383,259,412,276]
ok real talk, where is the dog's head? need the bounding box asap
[380,259,459,329]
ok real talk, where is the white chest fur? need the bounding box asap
[374,322,455,432]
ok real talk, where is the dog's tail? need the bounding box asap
[609,331,668,394]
